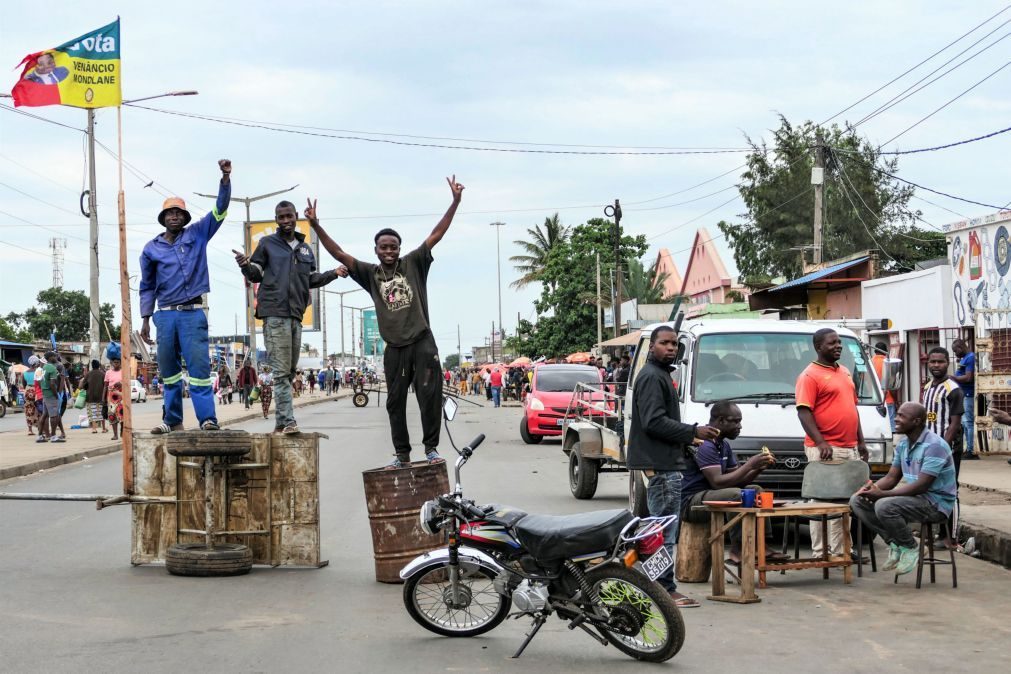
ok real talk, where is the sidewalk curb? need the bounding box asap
[959,518,1011,569]
[0,392,348,482]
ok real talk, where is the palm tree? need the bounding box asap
[624,256,674,304]
[509,213,570,290]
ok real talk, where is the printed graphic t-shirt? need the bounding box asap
[349,242,434,347]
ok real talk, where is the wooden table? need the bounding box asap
[704,501,854,604]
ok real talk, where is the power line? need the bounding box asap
[0,103,86,133]
[647,194,741,241]
[834,163,907,270]
[868,165,1007,211]
[851,26,1009,129]
[626,185,739,212]
[819,4,1011,126]
[125,104,750,156]
[0,181,83,217]
[123,107,750,152]
[881,60,1011,146]
[871,124,1011,155]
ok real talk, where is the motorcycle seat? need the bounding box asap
[512,509,634,561]
[481,504,529,528]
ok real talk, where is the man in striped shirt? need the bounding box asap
[921,347,964,478]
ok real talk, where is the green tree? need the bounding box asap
[509,213,570,290]
[718,116,928,280]
[7,288,118,342]
[524,219,647,357]
[624,256,673,304]
[443,353,460,370]
[0,315,32,343]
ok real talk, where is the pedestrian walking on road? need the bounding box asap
[851,402,956,576]
[82,359,106,434]
[951,339,977,460]
[627,325,719,609]
[103,356,125,441]
[795,328,868,559]
[236,360,257,409]
[308,175,464,467]
[217,365,234,405]
[258,367,274,419]
[140,159,233,434]
[41,351,66,443]
[489,368,503,407]
[23,359,40,436]
[236,201,343,434]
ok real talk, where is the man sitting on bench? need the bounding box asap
[680,401,780,563]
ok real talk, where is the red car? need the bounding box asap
[521,364,604,444]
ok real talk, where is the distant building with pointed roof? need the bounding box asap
[652,248,683,300]
[678,227,749,305]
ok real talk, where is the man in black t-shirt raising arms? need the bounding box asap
[307,176,465,468]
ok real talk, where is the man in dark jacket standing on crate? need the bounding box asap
[628,325,718,609]
[233,201,345,434]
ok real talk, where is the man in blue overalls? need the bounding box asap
[139,159,232,434]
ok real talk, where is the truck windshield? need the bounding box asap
[691,332,881,404]
[536,369,600,392]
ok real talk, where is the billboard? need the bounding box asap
[247,219,321,331]
[944,209,1011,327]
[362,308,385,356]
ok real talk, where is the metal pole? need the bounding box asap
[490,222,505,351]
[491,321,496,362]
[320,279,327,365]
[596,251,602,354]
[86,110,101,362]
[340,294,345,363]
[457,324,462,370]
[812,136,825,266]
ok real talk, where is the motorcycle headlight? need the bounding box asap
[864,440,886,464]
[419,499,443,535]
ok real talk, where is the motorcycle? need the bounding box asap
[399,397,685,662]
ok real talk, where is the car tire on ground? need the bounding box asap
[353,392,369,407]
[165,543,253,577]
[569,445,599,499]
[520,416,543,444]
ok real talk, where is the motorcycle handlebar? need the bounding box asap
[467,434,485,452]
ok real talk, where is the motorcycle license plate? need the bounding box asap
[641,546,673,581]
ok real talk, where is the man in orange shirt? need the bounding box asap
[872,341,897,432]
[796,328,868,558]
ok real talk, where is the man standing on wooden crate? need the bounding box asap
[627,325,719,609]
[795,328,868,559]
[307,176,465,468]
[233,201,346,434]
[139,160,232,434]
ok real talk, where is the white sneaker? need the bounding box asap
[881,543,900,571]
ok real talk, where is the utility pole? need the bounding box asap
[491,320,496,362]
[596,252,602,354]
[320,285,327,366]
[490,221,505,356]
[457,324,462,370]
[604,200,622,338]
[85,110,101,361]
[196,184,297,368]
[812,135,825,266]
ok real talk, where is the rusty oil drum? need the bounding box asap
[362,461,450,583]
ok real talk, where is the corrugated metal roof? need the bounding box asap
[770,256,870,292]
[0,340,33,348]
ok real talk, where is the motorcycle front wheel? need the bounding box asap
[584,564,685,662]
[403,564,511,637]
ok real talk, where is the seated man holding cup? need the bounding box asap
[680,401,782,562]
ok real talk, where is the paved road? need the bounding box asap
[2,400,1011,672]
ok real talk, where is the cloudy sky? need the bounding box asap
[1,1,1008,359]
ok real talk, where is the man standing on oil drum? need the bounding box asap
[308,176,464,468]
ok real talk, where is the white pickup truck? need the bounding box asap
[562,318,894,515]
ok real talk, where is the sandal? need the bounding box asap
[201,420,220,431]
[425,448,444,464]
[385,457,408,470]
[670,593,701,608]
[150,423,172,435]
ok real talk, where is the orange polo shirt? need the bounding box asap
[795,361,860,448]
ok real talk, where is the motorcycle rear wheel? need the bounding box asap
[584,564,685,662]
[404,564,511,637]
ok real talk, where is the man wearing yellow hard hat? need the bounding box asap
[138,159,232,433]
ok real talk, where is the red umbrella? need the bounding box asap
[508,357,532,368]
[566,352,592,364]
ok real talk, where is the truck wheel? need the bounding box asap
[629,470,650,517]
[353,392,369,407]
[0,401,6,418]
[520,416,542,444]
[569,447,599,499]
[166,543,253,577]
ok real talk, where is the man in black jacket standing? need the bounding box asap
[628,325,718,608]
[233,201,345,434]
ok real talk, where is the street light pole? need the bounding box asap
[323,287,364,365]
[604,200,622,338]
[196,185,298,368]
[490,221,505,358]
